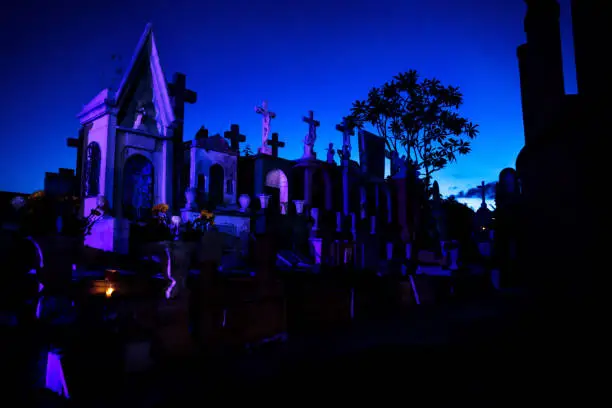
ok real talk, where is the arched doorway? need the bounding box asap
[83,142,101,197]
[265,169,288,213]
[209,164,224,208]
[123,154,154,220]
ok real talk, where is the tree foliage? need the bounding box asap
[347,70,479,186]
[242,144,254,157]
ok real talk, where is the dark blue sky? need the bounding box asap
[0,0,576,200]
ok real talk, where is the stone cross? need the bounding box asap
[266,132,285,158]
[336,117,355,162]
[224,124,246,152]
[168,73,197,211]
[168,73,197,121]
[254,100,276,154]
[302,110,320,146]
[478,181,487,207]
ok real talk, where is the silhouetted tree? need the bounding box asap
[347,70,479,188]
[242,144,253,157]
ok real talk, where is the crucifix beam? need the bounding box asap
[303,110,320,128]
[266,132,285,157]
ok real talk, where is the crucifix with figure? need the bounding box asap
[266,132,285,158]
[478,181,487,208]
[302,110,320,159]
[336,117,355,163]
[224,124,246,152]
[254,100,276,155]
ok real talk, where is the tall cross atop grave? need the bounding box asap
[303,110,320,144]
[266,132,285,158]
[478,181,487,208]
[254,100,276,155]
[224,124,246,152]
[168,73,197,121]
[301,110,320,159]
[336,117,355,162]
[168,73,197,211]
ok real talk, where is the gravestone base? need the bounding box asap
[152,296,196,359]
[84,216,129,254]
[180,208,199,224]
[214,212,251,237]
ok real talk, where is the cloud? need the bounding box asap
[448,186,459,191]
[453,181,496,200]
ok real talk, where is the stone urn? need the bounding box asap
[293,200,305,215]
[239,194,250,212]
[258,194,271,210]
[280,202,288,215]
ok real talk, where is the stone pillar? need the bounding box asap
[310,208,319,231]
[336,212,342,232]
[304,167,313,208]
[189,142,197,188]
[386,242,393,260]
[370,215,376,235]
[343,163,350,216]
[360,187,367,219]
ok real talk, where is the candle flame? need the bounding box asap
[105,286,114,297]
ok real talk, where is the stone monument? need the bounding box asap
[302,110,320,160]
[254,100,276,155]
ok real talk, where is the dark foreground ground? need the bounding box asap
[8,292,601,407]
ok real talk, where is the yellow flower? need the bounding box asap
[200,210,214,219]
[29,190,45,200]
[152,203,169,213]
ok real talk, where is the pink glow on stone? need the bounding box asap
[25,236,44,268]
[164,247,175,299]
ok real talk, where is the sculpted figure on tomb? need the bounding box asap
[326,143,336,164]
[255,100,276,152]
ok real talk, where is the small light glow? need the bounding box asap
[105,286,114,297]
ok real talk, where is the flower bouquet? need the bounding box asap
[192,209,215,232]
[147,203,173,242]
